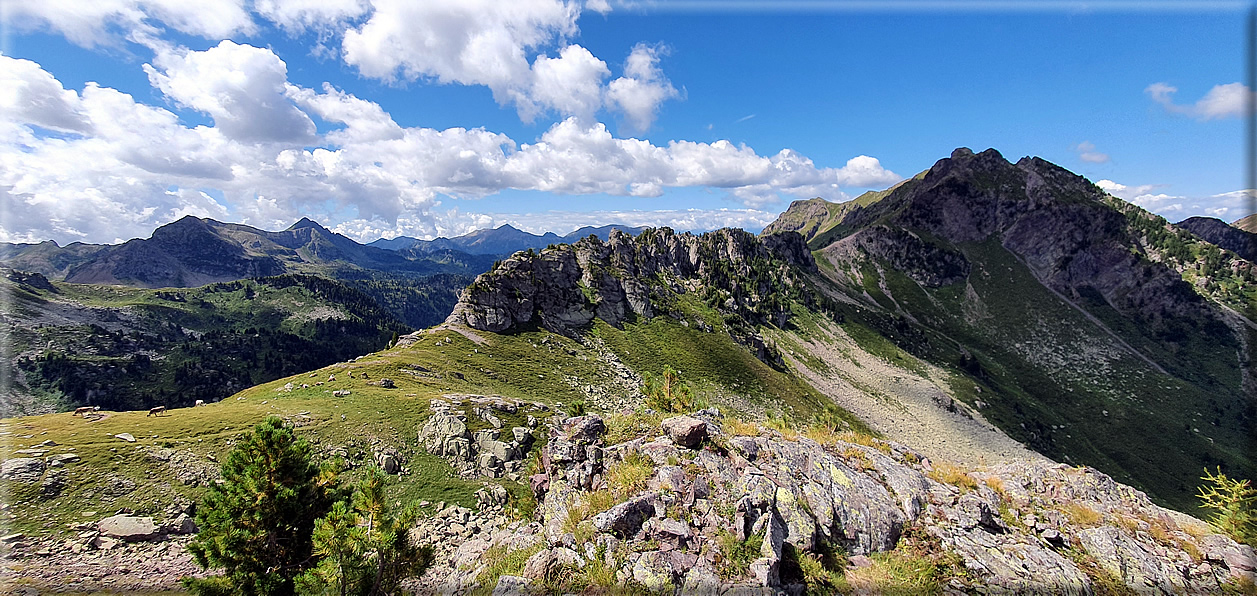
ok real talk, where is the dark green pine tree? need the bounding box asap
[297,469,434,596]
[184,416,337,595]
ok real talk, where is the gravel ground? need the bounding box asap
[779,322,1048,469]
[0,535,203,594]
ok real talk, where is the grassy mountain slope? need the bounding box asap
[0,287,873,543]
[1234,213,1257,233]
[3,272,410,416]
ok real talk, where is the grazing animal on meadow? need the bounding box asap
[147,406,166,417]
[194,400,205,407]
[73,406,100,416]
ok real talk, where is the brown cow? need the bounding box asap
[73,406,100,416]
[147,406,167,417]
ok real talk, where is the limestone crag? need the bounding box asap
[445,228,814,336]
[438,412,1254,594]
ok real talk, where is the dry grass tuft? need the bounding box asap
[929,461,978,492]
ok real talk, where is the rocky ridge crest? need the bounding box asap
[820,147,1228,336]
[444,227,814,336]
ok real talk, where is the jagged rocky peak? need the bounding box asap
[445,227,814,334]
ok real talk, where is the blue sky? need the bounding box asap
[1,1,1251,245]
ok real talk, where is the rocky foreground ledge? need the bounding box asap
[414,411,1255,594]
[5,410,1254,594]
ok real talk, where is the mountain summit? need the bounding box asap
[764,147,1255,511]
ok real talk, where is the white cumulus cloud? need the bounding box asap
[1,0,254,48]
[525,45,610,122]
[1099,178,1255,224]
[1145,81,1253,120]
[606,43,680,131]
[1072,141,1109,164]
[144,41,317,144]
[1,54,897,246]
[253,0,370,33]
[340,0,580,106]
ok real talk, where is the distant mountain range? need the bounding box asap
[367,223,646,255]
[0,219,646,287]
[0,216,494,287]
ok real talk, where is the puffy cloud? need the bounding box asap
[286,83,404,144]
[1073,141,1109,164]
[499,119,898,202]
[253,0,370,33]
[1195,83,1252,120]
[144,41,317,144]
[585,0,612,15]
[1096,179,1160,200]
[1145,81,1253,120]
[0,54,91,133]
[341,0,579,90]
[339,2,642,124]
[10,0,676,127]
[1,0,253,48]
[606,43,680,131]
[525,45,610,122]
[1,56,895,246]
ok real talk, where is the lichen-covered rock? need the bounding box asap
[419,413,471,458]
[631,550,678,591]
[592,493,659,538]
[1077,526,1189,594]
[562,415,606,445]
[1201,533,1257,581]
[427,417,1237,595]
[492,575,531,596]
[661,415,707,448]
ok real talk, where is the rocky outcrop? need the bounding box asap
[660,415,707,448]
[447,412,1254,594]
[1,458,45,482]
[445,228,814,335]
[418,395,544,479]
[761,198,842,241]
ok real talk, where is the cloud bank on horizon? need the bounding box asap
[0,0,1251,245]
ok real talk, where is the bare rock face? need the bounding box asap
[445,228,814,335]
[418,400,540,479]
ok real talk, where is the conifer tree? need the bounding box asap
[184,416,335,595]
[643,366,694,413]
[297,468,434,595]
